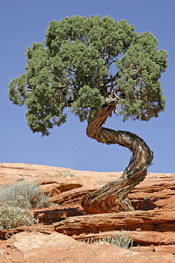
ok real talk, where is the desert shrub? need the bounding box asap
[0,179,50,209]
[84,231,133,249]
[99,231,133,249]
[55,171,75,178]
[0,205,37,230]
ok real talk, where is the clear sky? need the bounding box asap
[1,0,174,173]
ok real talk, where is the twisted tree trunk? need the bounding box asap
[82,101,153,214]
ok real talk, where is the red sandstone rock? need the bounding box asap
[73,230,175,254]
[1,163,175,211]
[32,205,85,224]
[54,209,175,235]
[39,181,83,196]
[1,232,175,263]
[1,163,175,259]
[74,230,175,246]
[49,187,95,205]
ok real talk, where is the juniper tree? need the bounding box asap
[9,16,167,213]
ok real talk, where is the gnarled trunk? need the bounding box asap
[82,102,153,214]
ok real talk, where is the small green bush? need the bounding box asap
[99,231,133,249]
[0,180,51,232]
[0,205,37,230]
[84,231,133,249]
[0,179,50,209]
[55,171,75,178]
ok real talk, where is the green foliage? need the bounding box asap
[71,85,105,121]
[9,15,168,135]
[0,179,50,209]
[117,32,167,121]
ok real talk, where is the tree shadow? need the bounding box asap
[131,198,157,211]
[33,206,86,225]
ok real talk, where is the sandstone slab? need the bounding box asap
[54,209,175,235]
[1,163,175,260]
[1,232,175,263]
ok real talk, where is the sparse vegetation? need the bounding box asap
[55,171,75,178]
[0,179,50,209]
[0,179,50,231]
[0,205,38,230]
[82,231,133,249]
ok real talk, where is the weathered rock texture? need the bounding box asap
[1,232,175,263]
[0,163,175,262]
[54,209,175,234]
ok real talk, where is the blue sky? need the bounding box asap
[1,0,175,173]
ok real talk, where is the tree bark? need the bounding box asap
[81,102,153,214]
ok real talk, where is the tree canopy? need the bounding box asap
[9,16,168,135]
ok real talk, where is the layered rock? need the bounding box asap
[1,232,175,263]
[0,163,175,261]
[54,209,175,234]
